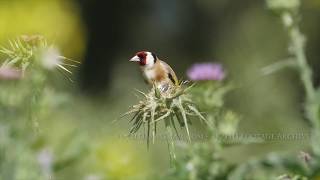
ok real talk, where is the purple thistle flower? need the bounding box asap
[0,67,22,80]
[187,63,225,81]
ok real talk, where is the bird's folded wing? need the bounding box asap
[159,60,179,85]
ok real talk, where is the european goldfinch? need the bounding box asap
[130,51,179,92]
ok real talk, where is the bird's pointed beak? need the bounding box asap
[129,56,140,62]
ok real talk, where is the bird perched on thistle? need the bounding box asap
[130,51,179,92]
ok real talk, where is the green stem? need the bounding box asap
[165,116,176,165]
[287,18,320,155]
[290,28,316,103]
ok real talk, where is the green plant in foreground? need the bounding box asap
[0,35,79,78]
[0,35,85,180]
[0,35,79,130]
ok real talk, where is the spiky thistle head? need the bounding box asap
[0,35,79,80]
[122,83,207,147]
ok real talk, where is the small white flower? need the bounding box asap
[37,148,54,177]
[40,46,79,81]
[282,12,293,27]
[186,161,194,171]
[41,47,62,70]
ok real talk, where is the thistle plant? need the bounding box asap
[223,0,320,179]
[162,62,243,179]
[264,0,320,157]
[0,35,79,129]
[0,35,79,78]
[124,82,207,161]
[0,35,82,180]
[186,63,238,139]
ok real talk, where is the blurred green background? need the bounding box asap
[0,0,320,179]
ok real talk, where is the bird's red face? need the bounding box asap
[136,51,147,65]
[130,51,157,67]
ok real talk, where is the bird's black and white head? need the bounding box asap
[130,51,157,68]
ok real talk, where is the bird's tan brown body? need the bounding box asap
[141,59,178,88]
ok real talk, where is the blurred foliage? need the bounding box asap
[0,34,152,179]
[162,0,320,179]
[0,36,86,179]
[94,140,151,179]
[163,80,240,180]
[0,0,85,58]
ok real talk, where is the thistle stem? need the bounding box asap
[286,14,320,155]
[289,28,316,103]
[165,116,176,164]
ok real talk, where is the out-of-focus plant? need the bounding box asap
[93,140,151,180]
[227,152,312,180]
[220,0,320,179]
[162,62,242,179]
[0,35,85,180]
[161,1,320,176]
[0,0,85,57]
[186,63,238,137]
[0,35,79,126]
[264,0,320,157]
